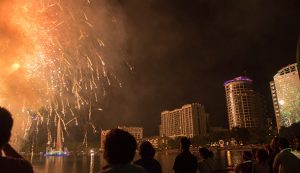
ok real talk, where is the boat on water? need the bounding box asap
[45,118,69,157]
[44,150,69,156]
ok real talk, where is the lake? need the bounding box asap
[30,150,244,173]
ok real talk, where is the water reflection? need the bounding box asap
[30,150,243,173]
[45,157,63,173]
[90,154,94,173]
[227,151,232,167]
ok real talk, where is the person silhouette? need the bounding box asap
[252,149,270,173]
[273,137,300,173]
[134,141,162,173]
[173,137,197,173]
[198,147,214,173]
[235,151,253,173]
[0,107,33,173]
[101,129,146,173]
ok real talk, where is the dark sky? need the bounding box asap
[94,0,300,136]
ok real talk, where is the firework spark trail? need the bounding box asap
[0,0,123,148]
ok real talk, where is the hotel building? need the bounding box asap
[117,126,143,140]
[270,63,300,130]
[159,103,209,138]
[224,76,266,129]
[100,126,143,149]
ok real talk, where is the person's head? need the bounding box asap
[278,137,289,150]
[104,129,137,165]
[293,136,300,150]
[256,149,269,163]
[139,141,155,159]
[242,151,252,161]
[0,107,13,147]
[180,137,191,150]
[199,147,213,159]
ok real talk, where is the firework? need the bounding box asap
[0,0,124,149]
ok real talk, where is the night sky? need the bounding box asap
[94,0,300,136]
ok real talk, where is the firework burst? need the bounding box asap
[0,0,124,148]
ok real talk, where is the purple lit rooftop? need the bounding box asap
[224,76,253,85]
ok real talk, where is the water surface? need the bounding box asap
[30,150,243,173]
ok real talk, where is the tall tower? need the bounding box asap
[270,63,300,130]
[224,76,260,130]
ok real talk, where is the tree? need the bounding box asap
[191,135,209,146]
[279,122,300,141]
[208,130,230,142]
[230,127,250,143]
[248,128,269,144]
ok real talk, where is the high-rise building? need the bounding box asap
[100,126,143,149]
[270,81,280,128]
[118,126,143,140]
[270,63,300,130]
[159,103,209,138]
[224,76,265,130]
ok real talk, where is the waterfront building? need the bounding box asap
[117,126,143,140]
[224,76,266,130]
[100,126,143,150]
[159,103,209,138]
[270,63,300,130]
[142,136,168,149]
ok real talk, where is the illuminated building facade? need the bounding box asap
[270,63,300,130]
[100,126,143,149]
[117,126,143,140]
[225,76,263,129]
[142,136,168,149]
[160,103,209,138]
[270,81,280,128]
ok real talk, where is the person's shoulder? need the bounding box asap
[101,164,146,173]
[134,159,143,165]
[151,158,162,167]
[0,157,33,173]
[132,164,147,172]
[190,152,197,161]
[280,150,298,159]
[123,164,147,173]
[235,163,243,171]
[174,152,184,161]
[197,160,206,167]
[10,157,33,171]
[274,151,284,160]
[152,158,161,164]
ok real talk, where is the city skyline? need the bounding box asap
[1,1,299,172]
[93,0,300,136]
[1,0,299,138]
